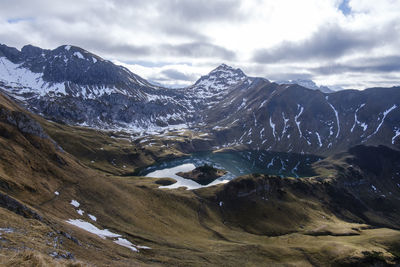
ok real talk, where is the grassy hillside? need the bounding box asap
[0,92,400,266]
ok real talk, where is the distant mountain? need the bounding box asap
[0,43,399,155]
[276,79,336,93]
[176,64,254,121]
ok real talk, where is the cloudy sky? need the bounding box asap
[1,0,400,89]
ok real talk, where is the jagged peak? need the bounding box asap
[214,63,234,70]
[210,63,246,76]
[191,64,249,94]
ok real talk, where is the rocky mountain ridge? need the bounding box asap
[0,43,399,155]
[276,78,336,93]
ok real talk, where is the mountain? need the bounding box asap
[206,80,400,155]
[0,43,399,155]
[276,79,336,93]
[177,63,254,121]
[0,45,255,131]
[0,44,190,130]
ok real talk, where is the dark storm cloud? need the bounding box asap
[160,42,236,59]
[161,69,196,81]
[312,56,400,75]
[269,72,313,82]
[94,43,153,57]
[72,40,236,61]
[158,0,244,22]
[252,24,394,63]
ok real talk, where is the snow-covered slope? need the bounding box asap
[186,64,249,98]
[0,44,190,131]
[276,79,335,93]
[177,64,255,120]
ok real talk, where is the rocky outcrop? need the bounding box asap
[0,192,43,221]
[176,164,227,185]
[0,107,48,138]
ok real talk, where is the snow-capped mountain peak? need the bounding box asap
[206,63,247,83]
[190,63,248,95]
[0,43,164,101]
[277,79,334,93]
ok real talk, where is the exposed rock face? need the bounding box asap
[0,192,43,221]
[0,97,62,151]
[0,107,48,138]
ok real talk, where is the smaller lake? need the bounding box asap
[142,151,322,190]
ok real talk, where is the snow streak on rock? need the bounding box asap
[269,117,277,140]
[326,97,340,138]
[315,132,322,147]
[393,128,400,144]
[281,112,289,139]
[351,103,367,132]
[366,105,397,140]
[295,104,304,138]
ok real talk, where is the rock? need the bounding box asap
[176,164,227,185]
[0,192,43,221]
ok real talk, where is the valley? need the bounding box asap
[0,43,399,266]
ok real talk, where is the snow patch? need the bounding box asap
[295,105,304,138]
[70,200,80,208]
[54,191,59,196]
[259,99,268,109]
[114,238,138,252]
[291,161,300,178]
[269,117,277,140]
[65,45,71,51]
[77,209,84,216]
[392,128,400,144]
[350,104,366,132]
[366,105,397,141]
[315,132,322,147]
[281,112,289,139]
[260,128,265,138]
[326,98,340,138]
[237,98,247,111]
[73,51,85,59]
[267,157,275,168]
[88,214,97,221]
[0,57,66,97]
[66,219,120,239]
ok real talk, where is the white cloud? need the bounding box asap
[0,0,399,89]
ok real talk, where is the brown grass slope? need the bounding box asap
[0,92,400,266]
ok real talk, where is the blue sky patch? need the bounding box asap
[338,0,352,15]
[7,17,34,24]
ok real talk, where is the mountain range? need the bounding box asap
[1,43,399,156]
[276,78,336,93]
